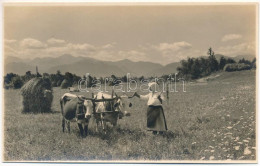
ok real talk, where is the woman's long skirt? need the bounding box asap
[147,105,168,131]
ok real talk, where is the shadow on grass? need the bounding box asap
[21,109,60,114]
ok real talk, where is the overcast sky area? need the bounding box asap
[4,4,256,65]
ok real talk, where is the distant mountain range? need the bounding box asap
[4,53,255,77]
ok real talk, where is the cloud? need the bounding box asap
[20,38,47,49]
[217,42,255,56]
[6,38,207,65]
[67,43,96,51]
[222,34,242,42]
[156,41,192,52]
[102,43,116,49]
[47,38,66,45]
[141,41,201,64]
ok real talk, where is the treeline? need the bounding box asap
[4,70,80,89]
[3,70,151,89]
[177,47,256,80]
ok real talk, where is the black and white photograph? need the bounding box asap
[2,2,258,163]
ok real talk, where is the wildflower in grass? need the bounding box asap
[243,140,249,143]
[234,146,240,150]
[209,156,215,160]
[238,156,244,160]
[244,147,252,155]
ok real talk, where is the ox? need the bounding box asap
[60,93,93,137]
[94,92,132,133]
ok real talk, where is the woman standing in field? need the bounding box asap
[133,82,168,135]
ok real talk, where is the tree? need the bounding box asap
[226,58,236,64]
[36,66,42,77]
[99,77,104,84]
[56,70,61,75]
[199,57,210,76]
[219,56,227,70]
[191,59,201,79]
[11,76,23,89]
[56,70,64,84]
[42,73,50,78]
[207,47,214,57]
[139,76,144,82]
[207,47,219,72]
[86,75,93,87]
[26,71,31,76]
[239,58,251,65]
[4,73,17,85]
[111,75,117,81]
[64,72,73,86]
[121,75,127,82]
[72,74,81,85]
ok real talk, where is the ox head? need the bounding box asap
[83,99,93,119]
[76,97,93,120]
[113,94,132,117]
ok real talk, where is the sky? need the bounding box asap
[4,4,257,65]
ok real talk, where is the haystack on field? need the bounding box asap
[20,77,53,113]
[4,70,256,161]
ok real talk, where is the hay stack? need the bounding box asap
[21,77,53,113]
[61,79,70,89]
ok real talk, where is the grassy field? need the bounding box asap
[3,70,256,161]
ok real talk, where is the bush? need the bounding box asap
[57,80,62,87]
[12,76,23,89]
[51,81,57,87]
[224,63,251,72]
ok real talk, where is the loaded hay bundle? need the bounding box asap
[20,77,53,113]
[61,79,70,89]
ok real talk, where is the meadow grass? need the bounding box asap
[4,70,256,161]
